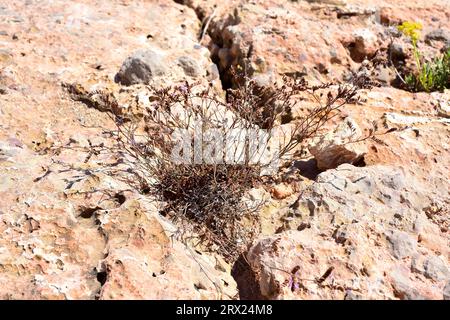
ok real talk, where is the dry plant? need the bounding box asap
[64,72,374,262]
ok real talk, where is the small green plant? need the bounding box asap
[397,21,450,92]
[406,49,449,92]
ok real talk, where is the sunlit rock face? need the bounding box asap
[0,0,448,300]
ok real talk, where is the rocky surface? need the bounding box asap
[98,199,236,299]
[0,0,448,300]
[0,0,231,300]
[308,117,368,170]
[249,164,448,299]
[179,0,449,85]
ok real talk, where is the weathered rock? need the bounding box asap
[247,227,444,300]
[335,5,377,19]
[115,49,168,85]
[247,230,347,299]
[0,0,449,301]
[98,199,237,299]
[387,230,418,259]
[183,0,450,89]
[115,47,213,86]
[0,0,228,300]
[374,65,396,85]
[177,55,202,77]
[432,90,450,118]
[390,267,426,300]
[271,183,296,200]
[389,42,407,62]
[305,0,347,4]
[425,29,450,48]
[423,256,449,282]
[308,117,368,170]
[443,281,450,300]
[350,28,378,62]
[265,164,449,299]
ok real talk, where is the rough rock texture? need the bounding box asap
[444,281,450,300]
[180,0,450,85]
[115,48,168,85]
[308,117,368,170]
[248,164,449,300]
[98,199,236,299]
[0,0,233,300]
[0,0,449,300]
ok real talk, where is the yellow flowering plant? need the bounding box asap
[397,21,449,92]
[397,21,422,46]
